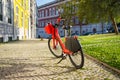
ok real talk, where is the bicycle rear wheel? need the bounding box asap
[69,48,84,69]
[48,38,63,58]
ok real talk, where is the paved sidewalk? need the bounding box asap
[0,39,120,80]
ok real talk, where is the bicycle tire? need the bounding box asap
[69,43,84,69]
[48,38,63,58]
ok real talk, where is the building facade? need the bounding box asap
[0,0,37,42]
[37,1,60,38]
[14,0,30,40]
[37,0,108,38]
[30,0,37,39]
[0,0,14,42]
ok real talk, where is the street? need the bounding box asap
[0,39,120,80]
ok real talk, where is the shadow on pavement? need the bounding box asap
[0,57,80,79]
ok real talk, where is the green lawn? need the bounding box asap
[79,33,120,70]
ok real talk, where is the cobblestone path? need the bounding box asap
[0,39,120,80]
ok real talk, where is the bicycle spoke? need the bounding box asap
[48,38,63,58]
[69,50,84,69]
[71,51,82,65]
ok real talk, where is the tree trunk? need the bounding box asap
[101,22,104,34]
[110,15,119,35]
[79,22,82,35]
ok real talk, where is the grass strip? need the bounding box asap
[79,33,120,70]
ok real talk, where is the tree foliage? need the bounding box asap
[60,1,74,26]
[61,0,120,34]
[77,0,120,23]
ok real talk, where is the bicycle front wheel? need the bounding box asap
[69,48,84,69]
[48,38,63,58]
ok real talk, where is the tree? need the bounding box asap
[61,0,120,34]
[61,1,74,26]
[60,1,74,36]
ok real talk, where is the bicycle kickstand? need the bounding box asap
[57,54,67,64]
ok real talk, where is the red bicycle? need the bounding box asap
[44,18,84,69]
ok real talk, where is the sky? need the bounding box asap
[36,0,55,6]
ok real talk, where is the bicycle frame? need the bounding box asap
[52,26,73,55]
[45,22,84,68]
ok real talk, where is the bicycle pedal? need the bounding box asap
[57,55,66,64]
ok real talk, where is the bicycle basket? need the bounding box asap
[65,37,81,53]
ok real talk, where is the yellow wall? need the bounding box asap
[14,0,30,39]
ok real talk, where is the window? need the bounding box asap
[75,17,79,24]
[52,7,55,16]
[49,8,51,16]
[51,20,54,25]
[42,21,45,27]
[6,0,12,23]
[45,9,48,17]
[39,21,42,27]
[26,0,29,10]
[55,7,59,15]
[21,0,23,6]
[38,11,40,18]
[28,18,29,28]
[75,6,78,13]
[21,12,24,27]
[40,11,42,18]
[15,6,19,26]
[41,10,44,17]
[0,0,2,21]
[51,8,53,16]
[16,6,19,14]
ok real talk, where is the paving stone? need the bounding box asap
[0,39,120,80]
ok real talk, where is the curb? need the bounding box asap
[84,53,120,75]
